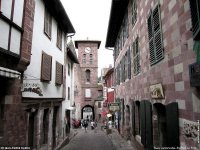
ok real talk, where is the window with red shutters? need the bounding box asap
[41,52,52,82]
[55,61,63,85]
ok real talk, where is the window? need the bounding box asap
[85,89,91,98]
[68,63,70,76]
[189,0,200,39]
[131,0,137,26]
[98,102,101,108]
[44,8,52,38]
[89,54,93,64]
[82,54,86,64]
[41,52,52,82]
[133,37,140,75]
[57,27,62,49]
[148,5,164,65]
[135,101,140,135]
[55,62,63,85]
[86,69,90,82]
[125,52,128,79]
[121,57,125,82]
[68,87,70,100]
[127,47,131,79]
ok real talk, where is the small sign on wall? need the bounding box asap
[150,83,164,99]
[22,82,43,96]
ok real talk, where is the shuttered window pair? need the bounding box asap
[41,53,63,85]
[189,0,200,39]
[147,5,164,65]
[133,37,140,75]
[44,8,52,38]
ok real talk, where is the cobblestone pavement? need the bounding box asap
[61,124,136,150]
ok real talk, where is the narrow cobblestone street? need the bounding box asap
[61,124,135,150]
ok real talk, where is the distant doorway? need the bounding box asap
[81,105,94,121]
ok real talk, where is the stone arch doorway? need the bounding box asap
[81,105,94,121]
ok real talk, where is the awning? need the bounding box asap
[0,67,21,79]
[67,106,76,110]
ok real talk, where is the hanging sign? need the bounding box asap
[22,82,43,96]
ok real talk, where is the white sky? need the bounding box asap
[60,0,113,76]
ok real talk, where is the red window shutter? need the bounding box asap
[55,62,63,85]
[41,53,52,81]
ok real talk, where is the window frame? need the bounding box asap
[44,8,52,39]
[89,54,93,64]
[133,37,140,75]
[86,69,90,82]
[41,52,52,82]
[82,54,86,64]
[147,5,164,65]
[68,63,70,76]
[55,61,63,85]
[57,27,62,50]
[68,87,70,100]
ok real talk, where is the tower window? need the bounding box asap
[82,54,86,64]
[90,54,93,64]
[86,69,90,82]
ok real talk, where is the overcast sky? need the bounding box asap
[60,0,113,76]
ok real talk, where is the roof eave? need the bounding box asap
[105,0,129,47]
[43,0,75,34]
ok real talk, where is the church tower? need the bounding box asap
[75,40,101,119]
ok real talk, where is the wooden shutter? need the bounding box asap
[55,62,63,85]
[41,53,52,81]
[140,101,146,146]
[189,0,200,39]
[131,101,135,135]
[166,102,180,147]
[132,0,137,26]
[133,37,140,75]
[145,101,153,150]
[140,100,153,149]
[128,47,131,79]
[148,5,164,65]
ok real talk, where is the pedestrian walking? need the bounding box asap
[83,119,88,132]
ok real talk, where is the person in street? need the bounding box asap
[108,119,112,129]
[91,120,95,130]
[83,119,88,132]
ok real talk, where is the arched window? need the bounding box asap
[82,54,86,64]
[86,69,90,82]
[90,54,93,64]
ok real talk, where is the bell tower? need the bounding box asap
[75,40,101,119]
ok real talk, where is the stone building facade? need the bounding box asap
[0,0,35,146]
[74,40,101,120]
[106,0,200,149]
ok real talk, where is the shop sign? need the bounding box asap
[108,103,120,111]
[22,82,43,96]
[150,83,164,99]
